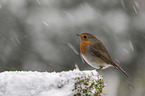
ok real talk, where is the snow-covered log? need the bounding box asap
[0,69,105,96]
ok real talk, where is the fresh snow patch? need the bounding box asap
[0,69,104,96]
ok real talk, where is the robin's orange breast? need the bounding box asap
[80,40,90,55]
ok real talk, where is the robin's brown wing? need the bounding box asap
[90,41,129,78]
[90,43,114,65]
[90,41,113,64]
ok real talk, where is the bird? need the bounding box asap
[77,33,129,78]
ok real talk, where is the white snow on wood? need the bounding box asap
[0,69,102,96]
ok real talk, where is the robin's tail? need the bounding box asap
[112,61,129,78]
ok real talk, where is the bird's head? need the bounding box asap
[77,33,97,44]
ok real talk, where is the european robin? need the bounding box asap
[77,33,129,78]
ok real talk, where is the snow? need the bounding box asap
[0,70,103,96]
[129,41,134,52]
[133,5,138,14]
[42,21,48,26]
[36,0,41,5]
[122,48,129,54]
[67,43,79,55]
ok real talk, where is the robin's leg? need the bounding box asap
[96,66,103,72]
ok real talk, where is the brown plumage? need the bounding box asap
[78,33,129,78]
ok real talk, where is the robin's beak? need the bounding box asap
[76,34,80,36]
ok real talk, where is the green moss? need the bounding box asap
[73,72,105,96]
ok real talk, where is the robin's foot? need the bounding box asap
[96,66,103,72]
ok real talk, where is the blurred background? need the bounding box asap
[0,0,145,96]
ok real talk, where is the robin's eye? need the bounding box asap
[84,36,87,38]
